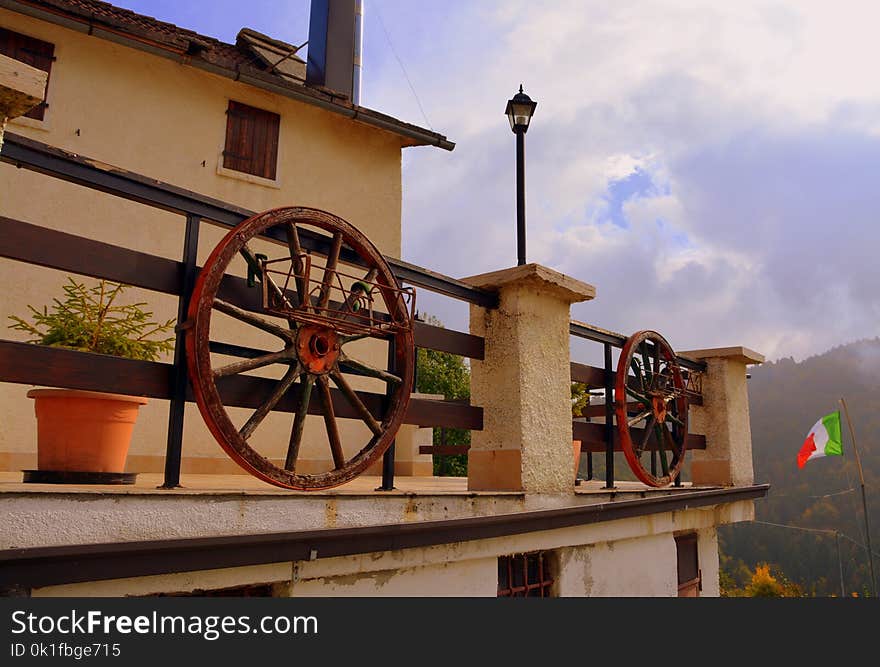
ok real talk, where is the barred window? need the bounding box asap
[0,27,55,121]
[497,552,555,597]
[223,100,280,180]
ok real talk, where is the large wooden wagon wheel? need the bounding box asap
[614,330,689,487]
[186,207,414,490]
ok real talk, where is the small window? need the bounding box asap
[497,552,554,597]
[675,533,701,597]
[0,27,54,121]
[223,100,280,180]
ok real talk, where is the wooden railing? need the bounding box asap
[0,133,705,490]
[0,134,486,488]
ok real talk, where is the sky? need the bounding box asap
[123,0,880,363]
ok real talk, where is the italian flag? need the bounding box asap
[797,412,843,469]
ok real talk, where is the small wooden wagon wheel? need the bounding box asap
[614,330,689,487]
[186,207,414,490]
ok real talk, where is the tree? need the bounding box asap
[416,315,471,476]
[721,562,804,597]
[571,382,590,418]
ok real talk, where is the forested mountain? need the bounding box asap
[720,338,880,596]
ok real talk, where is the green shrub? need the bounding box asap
[9,278,175,362]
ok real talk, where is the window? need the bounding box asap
[675,533,701,597]
[0,27,54,121]
[497,552,555,597]
[223,100,280,180]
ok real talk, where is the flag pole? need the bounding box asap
[836,531,845,598]
[840,397,876,597]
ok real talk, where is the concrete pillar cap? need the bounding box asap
[680,346,765,365]
[0,55,47,119]
[462,263,596,304]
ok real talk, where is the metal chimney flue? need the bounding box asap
[352,0,363,105]
[307,0,362,104]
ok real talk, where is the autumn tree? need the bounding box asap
[722,563,804,597]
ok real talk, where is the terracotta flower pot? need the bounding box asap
[27,389,148,472]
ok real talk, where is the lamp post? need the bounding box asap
[505,85,537,266]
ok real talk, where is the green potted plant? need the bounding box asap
[9,278,174,476]
[572,381,591,483]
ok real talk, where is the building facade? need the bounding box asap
[0,0,449,477]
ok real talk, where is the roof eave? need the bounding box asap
[0,0,455,151]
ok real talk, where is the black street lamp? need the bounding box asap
[505,85,537,266]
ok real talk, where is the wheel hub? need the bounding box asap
[651,395,668,423]
[296,324,340,374]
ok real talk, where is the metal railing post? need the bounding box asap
[603,343,615,489]
[161,213,200,489]
[377,337,397,491]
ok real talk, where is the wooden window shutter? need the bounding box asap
[675,533,701,597]
[223,100,280,180]
[0,27,55,121]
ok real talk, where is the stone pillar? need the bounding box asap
[680,346,764,487]
[0,54,47,149]
[463,264,595,492]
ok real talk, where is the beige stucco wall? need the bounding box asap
[696,526,720,596]
[0,9,415,476]
[290,558,498,597]
[557,533,677,596]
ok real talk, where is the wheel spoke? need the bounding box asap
[285,222,308,308]
[630,358,647,394]
[213,348,292,378]
[654,422,670,475]
[637,415,656,454]
[662,420,683,457]
[330,369,383,436]
[316,376,345,469]
[640,343,653,388]
[664,410,685,428]
[239,364,300,440]
[627,409,652,428]
[213,298,294,341]
[284,374,315,471]
[318,232,343,311]
[339,353,403,385]
[625,385,652,405]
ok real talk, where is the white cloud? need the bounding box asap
[116,1,880,361]
[362,1,880,362]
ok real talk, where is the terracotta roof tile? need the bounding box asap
[23,0,275,70]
